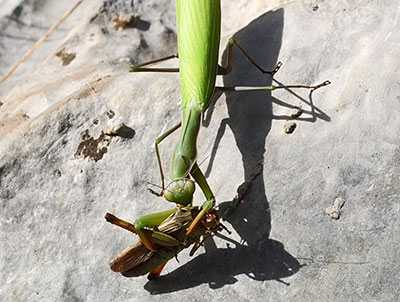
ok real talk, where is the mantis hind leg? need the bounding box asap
[130,54,179,72]
[216,80,331,93]
[216,38,330,92]
[218,38,282,76]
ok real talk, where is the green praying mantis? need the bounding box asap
[106,0,330,275]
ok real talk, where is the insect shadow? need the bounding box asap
[145,7,330,294]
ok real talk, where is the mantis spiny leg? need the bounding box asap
[186,162,215,235]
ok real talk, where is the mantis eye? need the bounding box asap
[164,178,195,206]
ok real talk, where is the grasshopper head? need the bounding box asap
[163,178,195,206]
[202,209,219,229]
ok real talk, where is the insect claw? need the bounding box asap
[271,61,283,75]
[262,61,282,75]
[147,187,163,197]
[310,80,331,91]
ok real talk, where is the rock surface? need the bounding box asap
[1,0,399,301]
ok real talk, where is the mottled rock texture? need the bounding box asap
[1,0,399,301]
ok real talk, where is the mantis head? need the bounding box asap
[163,178,195,206]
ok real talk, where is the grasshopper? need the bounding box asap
[105,207,221,279]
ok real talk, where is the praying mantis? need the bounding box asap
[106,0,330,275]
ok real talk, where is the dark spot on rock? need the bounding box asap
[61,270,84,302]
[32,0,47,12]
[75,130,112,162]
[93,119,99,125]
[11,4,23,19]
[163,26,177,45]
[312,5,319,11]
[139,37,149,50]
[89,13,99,23]
[107,110,115,119]
[101,27,109,34]
[56,48,76,66]
[113,14,150,30]
[0,159,22,200]
[58,114,72,134]
[103,124,136,139]
[54,169,62,178]
[136,18,151,31]
[0,101,3,107]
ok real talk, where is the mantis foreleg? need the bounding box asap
[186,162,215,235]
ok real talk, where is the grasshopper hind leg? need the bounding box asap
[147,261,168,281]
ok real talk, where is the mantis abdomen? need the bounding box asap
[177,0,221,111]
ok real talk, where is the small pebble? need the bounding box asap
[290,107,303,119]
[325,197,345,219]
[283,122,297,134]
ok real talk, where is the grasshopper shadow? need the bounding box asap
[145,7,329,293]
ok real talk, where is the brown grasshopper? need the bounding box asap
[105,206,223,280]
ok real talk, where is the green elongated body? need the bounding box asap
[121,0,222,253]
[177,0,221,110]
[171,0,221,180]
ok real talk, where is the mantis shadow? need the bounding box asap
[145,7,329,294]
